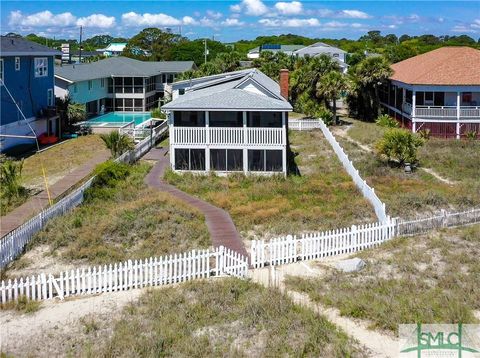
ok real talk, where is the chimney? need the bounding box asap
[279,69,289,100]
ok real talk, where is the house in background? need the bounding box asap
[380,47,480,138]
[0,36,61,152]
[54,57,195,116]
[162,68,292,175]
[293,42,348,73]
[247,44,304,59]
[98,42,127,57]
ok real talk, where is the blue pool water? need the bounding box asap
[87,112,152,127]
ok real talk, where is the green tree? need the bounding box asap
[124,28,184,61]
[100,131,135,158]
[171,39,228,65]
[316,71,348,124]
[67,103,87,125]
[376,128,424,165]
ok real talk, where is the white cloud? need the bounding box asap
[199,17,216,27]
[77,14,116,28]
[230,4,242,12]
[323,21,349,28]
[338,10,371,19]
[234,0,268,16]
[316,9,334,17]
[259,17,320,27]
[206,10,223,19]
[182,16,198,25]
[274,1,303,15]
[221,18,245,26]
[472,19,480,28]
[452,25,477,33]
[9,10,76,27]
[122,12,185,26]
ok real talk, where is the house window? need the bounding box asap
[47,89,54,106]
[0,59,3,83]
[333,53,339,58]
[88,80,93,91]
[248,149,283,172]
[210,149,243,171]
[174,149,205,171]
[15,57,20,71]
[34,58,48,77]
[100,78,105,88]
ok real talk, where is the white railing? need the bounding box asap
[460,106,480,118]
[171,127,285,146]
[251,220,396,268]
[317,119,388,223]
[288,119,322,131]
[0,246,248,303]
[0,121,169,269]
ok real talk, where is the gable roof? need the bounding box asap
[390,47,480,86]
[55,57,195,82]
[163,68,292,111]
[0,36,61,56]
[248,44,305,54]
[293,42,347,56]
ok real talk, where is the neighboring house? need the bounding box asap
[247,44,304,59]
[293,42,348,73]
[98,42,127,57]
[162,68,293,175]
[54,57,196,115]
[380,47,480,139]
[0,36,61,152]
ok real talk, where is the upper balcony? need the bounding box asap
[171,127,285,147]
[402,103,480,119]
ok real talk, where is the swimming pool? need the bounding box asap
[87,112,152,127]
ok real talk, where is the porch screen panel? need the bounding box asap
[175,149,189,170]
[434,92,444,106]
[227,149,243,171]
[248,150,265,171]
[210,149,227,171]
[174,111,206,127]
[265,150,282,172]
[190,149,206,171]
[209,111,243,127]
[247,112,282,128]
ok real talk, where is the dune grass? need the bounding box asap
[165,130,376,239]
[89,278,365,357]
[285,224,480,334]
[4,162,209,275]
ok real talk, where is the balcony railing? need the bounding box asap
[171,127,285,146]
[414,106,480,119]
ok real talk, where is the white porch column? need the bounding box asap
[243,111,248,174]
[456,91,461,139]
[205,111,210,172]
[411,91,416,133]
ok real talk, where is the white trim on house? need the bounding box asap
[14,57,20,71]
[34,57,48,78]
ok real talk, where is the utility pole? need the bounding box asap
[79,26,83,63]
[204,38,208,64]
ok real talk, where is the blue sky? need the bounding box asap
[1,1,479,42]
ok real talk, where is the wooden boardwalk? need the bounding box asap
[144,148,248,258]
[0,151,109,237]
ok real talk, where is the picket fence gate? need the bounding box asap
[0,122,168,269]
[251,220,396,268]
[0,246,248,304]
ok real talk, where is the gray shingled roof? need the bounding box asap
[1,36,61,56]
[293,42,347,57]
[163,68,292,111]
[55,57,195,82]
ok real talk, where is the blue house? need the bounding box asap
[0,36,60,152]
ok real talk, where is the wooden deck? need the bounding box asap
[144,147,248,258]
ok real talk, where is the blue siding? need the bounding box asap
[1,55,55,126]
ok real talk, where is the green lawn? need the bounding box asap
[3,162,210,277]
[332,120,480,217]
[165,130,376,239]
[88,279,365,357]
[285,224,480,334]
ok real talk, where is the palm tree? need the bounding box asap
[100,131,135,158]
[352,56,392,118]
[316,71,348,124]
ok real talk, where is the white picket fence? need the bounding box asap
[0,121,169,269]
[0,246,248,303]
[251,220,396,268]
[288,118,322,131]
[316,119,388,223]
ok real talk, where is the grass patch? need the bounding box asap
[165,130,375,238]
[285,224,480,334]
[0,295,41,314]
[13,161,209,269]
[333,120,480,217]
[92,278,364,357]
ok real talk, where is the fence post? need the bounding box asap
[218,246,225,276]
[351,225,357,252]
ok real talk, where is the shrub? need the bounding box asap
[0,158,25,202]
[418,129,431,140]
[375,128,424,165]
[100,131,135,158]
[317,107,334,126]
[465,130,477,141]
[151,108,166,119]
[375,114,398,128]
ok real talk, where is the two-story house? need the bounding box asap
[0,36,61,152]
[380,47,480,138]
[162,68,293,175]
[54,57,196,116]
